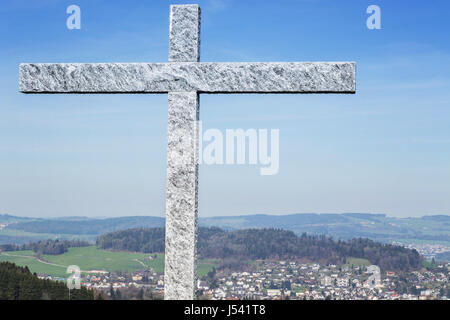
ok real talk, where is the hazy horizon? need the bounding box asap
[2,211,449,220]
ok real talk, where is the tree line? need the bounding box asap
[97,227,423,272]
[0,239,91,255]
[0,262,95,300]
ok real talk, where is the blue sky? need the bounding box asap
[0,0,449,218]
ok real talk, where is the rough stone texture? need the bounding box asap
[20,62,356,94]
[169,4,200,62]
[165,5,201,301]
[164,92,199,300]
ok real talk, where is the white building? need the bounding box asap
[321,276,333,287]
[337,277,349,287]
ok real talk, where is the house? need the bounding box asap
[337,277,349,287]
[321,276,332,287]
[267,289,281,297]
[132,275,143,281]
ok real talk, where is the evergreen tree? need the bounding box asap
[0,262,94,300]
[137,288,144,300]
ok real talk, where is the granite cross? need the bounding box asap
[19,4,356,300]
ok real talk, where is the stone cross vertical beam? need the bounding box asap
[165,5,201,300]
[19,4,356,300]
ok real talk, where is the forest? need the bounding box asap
[0,239,91,255]
[0,262,95,300]
[97,227,423,272]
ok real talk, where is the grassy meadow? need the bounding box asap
[0,246,216,279]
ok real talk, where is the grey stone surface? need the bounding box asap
[164,92,199,300]
[169,4,200,62]
[20,62,356,94]
[19,3,357,301]
[165,4,201,301]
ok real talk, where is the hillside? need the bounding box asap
[97,227,423,272]
[1,239,91,255]
[0,214,36,224]
[0,261,95,300]
[436,251,450,262]
[201,213,450,244]
[2,213,449,246]
[4,216,164,235]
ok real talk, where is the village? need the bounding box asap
[37,259,449,300]
[202,260,450,300]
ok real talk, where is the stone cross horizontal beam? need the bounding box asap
[19,62,356,94]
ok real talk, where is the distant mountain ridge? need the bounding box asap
[1,213,449,245]
[2,215,165,235]
[201,213,450,243]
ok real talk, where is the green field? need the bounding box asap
[345,257,371,266]
[0,246,216,279]
[0,251,70,278]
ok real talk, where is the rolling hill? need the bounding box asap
[1,213,449,246]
